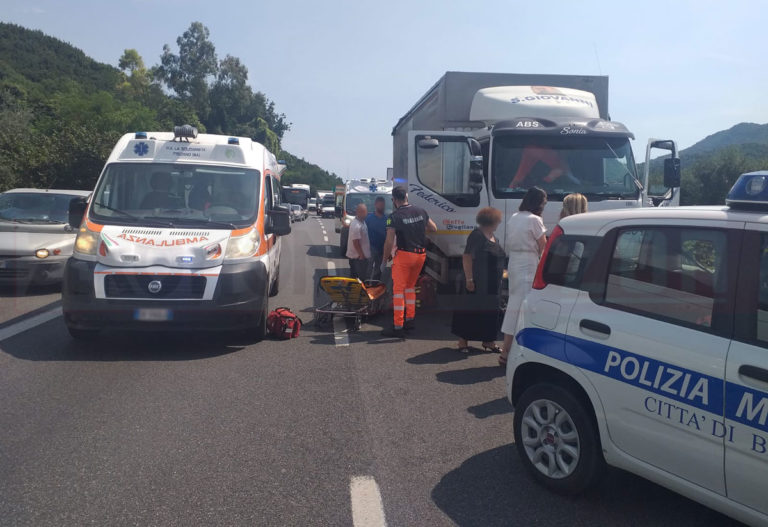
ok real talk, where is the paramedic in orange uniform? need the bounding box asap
[380,186,437,339]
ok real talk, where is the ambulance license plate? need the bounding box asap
[134,308,172,322]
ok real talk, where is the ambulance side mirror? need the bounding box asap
[68,197,88,229]
[266,205,291,236]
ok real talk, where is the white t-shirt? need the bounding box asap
[505,211,546,254]
[346,218,371,259]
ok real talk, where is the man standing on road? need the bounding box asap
[365,196,388,281]
[381,186,437,339]
[346,203,371,280]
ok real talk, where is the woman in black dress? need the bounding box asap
[451,207,506,353]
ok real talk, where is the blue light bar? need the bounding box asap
[228,137,239,145]
[726,171,768,209]
[135,132,148,139]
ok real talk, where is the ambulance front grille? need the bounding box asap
[104,274,206,299]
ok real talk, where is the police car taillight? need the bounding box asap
[726,171,768,210]
[532,225,563,290]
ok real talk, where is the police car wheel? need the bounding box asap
[514,383,604,494]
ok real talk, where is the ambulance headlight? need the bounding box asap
[74,225,99,256]
[225,229,260,260]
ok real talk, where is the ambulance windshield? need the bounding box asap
[90,163,260,227]
[492,136,640,201]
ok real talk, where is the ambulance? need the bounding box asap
[506,172,768,526]
[62,126,291,340]
[335,179,393,254]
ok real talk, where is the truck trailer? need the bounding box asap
[392,71,681,286]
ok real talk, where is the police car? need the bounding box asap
[506,171,768,526]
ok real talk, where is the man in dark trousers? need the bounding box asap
[381,186,437,338]
[365,196,388,281]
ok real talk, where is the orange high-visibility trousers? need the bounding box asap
[391,250,426,329]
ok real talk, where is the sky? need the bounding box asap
[2,0,766,180]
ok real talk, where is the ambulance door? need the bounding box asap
[565,220,738,494]
[264,174,279,277]
[724,225,768,515]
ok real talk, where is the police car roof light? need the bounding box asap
[135,132,148,139]
[173,125,198,140]
[726,171,768,210]
[228,137,240,145]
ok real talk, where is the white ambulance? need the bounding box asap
[62,126,291,339]
[335,179,393,254]
[506,171,768,526]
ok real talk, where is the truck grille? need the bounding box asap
[104,275,206,299]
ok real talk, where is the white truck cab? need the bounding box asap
[62,126,291,339]
[393,73,681,288]
[506,171,768,527]
[335,179,393,254]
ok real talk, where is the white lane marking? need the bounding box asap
[350,476,387,527]
[0,307,62,341]
[325,245,333,255]
[323,236,329,242]
[325,261,349,347]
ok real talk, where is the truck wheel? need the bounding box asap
[67,326,99,340]
[269,267,280,297]
[513,383,605,495]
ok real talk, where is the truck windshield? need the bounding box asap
[90,163,260,227]
[345,193,394,215]
[492,135,639,201]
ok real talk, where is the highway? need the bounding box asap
[0,217,739,526]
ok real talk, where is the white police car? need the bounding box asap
[506,171,768,526]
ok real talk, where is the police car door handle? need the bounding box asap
[738,365,768,384]
[579,319,611,336]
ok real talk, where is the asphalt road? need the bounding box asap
[0,216,741,526]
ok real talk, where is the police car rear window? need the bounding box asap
[542,234,599,289]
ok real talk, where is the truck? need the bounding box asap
[335,178,394,255]
[392,71,681,286]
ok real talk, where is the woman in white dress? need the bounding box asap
[499,187,548,366]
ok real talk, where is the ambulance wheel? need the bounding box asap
[250,295,269,342]
[67,326,99,340]
[269,267,280,297]
[513,383,604,495]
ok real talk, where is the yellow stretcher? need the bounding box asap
[314,276,388,330]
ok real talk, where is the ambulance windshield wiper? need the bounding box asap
[94,203,172,227]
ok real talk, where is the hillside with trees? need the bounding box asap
[0,22,341,194]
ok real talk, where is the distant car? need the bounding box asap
[308,198,317,213]
[320,196,336,218]
[290,204,304,222]
[0,188,91,286]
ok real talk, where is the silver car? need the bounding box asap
[0,188,91,285]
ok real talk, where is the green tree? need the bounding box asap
[155,22,218,119]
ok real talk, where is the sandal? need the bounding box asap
[482,343,502,354]
[458,340,470,354]
[498,355,508,367]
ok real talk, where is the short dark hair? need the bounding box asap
[374,196,385,203]
[476,207,502,227]
[392,186,407,201]
[519,186,547,216]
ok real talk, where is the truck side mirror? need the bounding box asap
[418,137,439,149]
[663,158,681,188]
[68,197,88,228]
[467,138,483,193]
[266,205,291,236]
